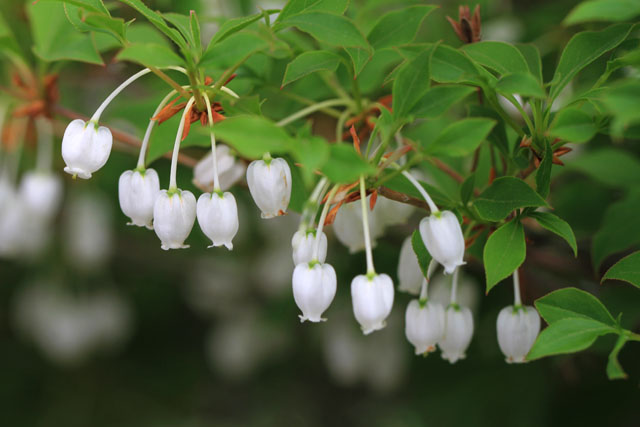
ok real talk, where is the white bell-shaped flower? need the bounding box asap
[497,305,541,363]
[333,196,384,253]
[351,273,394,335]
[246,157,291,218]
[292,262,337,322]
[153,189,196,250]
[419,210,465,274]
[196,191,239,250]
[375,196,414,227]
[439,304,474,363]
[118,168,160,229]
[193,145,246,192]
[291,230,327,265]
[405,299,445,355]
[19,171,63,221]
[61,119,112,179]
[397,236,423,295]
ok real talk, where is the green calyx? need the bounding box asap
[262,152,273,165]
[448,302,461,311]
[167,187,181,197]
[308,259,320,268]
[419,298,429,308]
[366,271,377,281]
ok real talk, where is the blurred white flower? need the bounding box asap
[333,196,384,253]
[64,191,113,269]
[291,230,327,265]
[405,299,445,355]
[19,171,63,222]
[374,195,414,227]
[193,145,246,192]
[397,236,423,295]
[439,304,474,364]
[185,258,248,317]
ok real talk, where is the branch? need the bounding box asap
[377,186,431,212]
[53,105,198,168]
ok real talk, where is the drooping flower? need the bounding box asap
[419,210,465,274]
[405,299,445,355]
[439,304,474,363]
[351,273,394,334]
[496,305,541,363]
[196,191,239,250]
[292,262,337,322]
[397,236,423,295]
[193,145,246,192]
[246,156,291,218]
[153,189,196,250]
[18,171,63,222]
[118,168,160,229]
[291,230,327,265]
[61,119,112,179]
[375,195,414,227]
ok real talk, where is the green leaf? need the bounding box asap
[527,317,616,360]
[29,1,103,64]
[275,0,349,25]
[550,23,632,99]
[213,116,294,158]
[207,13,263,49]
[592,193,640,270]
[565,0,640,25]
[468,105,509,155]
[602,80,640,138]
[63,4,126,45]
[367,5,437,49]
[411,85,476,119]
[495,73,545,98]
[563,148,640,188]
[190,10,201,53]
[200,32,275,68]
[534,287,617,326]
[431,44,481,84]
[515,43,543,82]
[460,173,475,205]
[411,229,432,278]
[606,334,629,380]
[529,211,578,256]
[392,46,434,120]
[320,144,375,183]
[344,47,371,77]
[0,8,21,57]
[549,107,597,143]
[484,219,526,293]
[163,12,196,48]
[462,41,529,75]
[279,12,369,50]
[41,0,109,14]
[535,139,553,199]
[282,50,343,87]
[118,0,188,50]
[474,177,547,222]
[602,251,640,288]
[117,43,185,68]
[427,118,495,157]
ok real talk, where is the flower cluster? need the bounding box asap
[59,68,292,251]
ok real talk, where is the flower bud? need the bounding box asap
[419,210,465,274]
[193,145,246,192]
[153,189,196,250]
[333,196,383,253]
[19,171,63,221]
[291,230,327,265]
[397,236,423,295]
[351,273,394,335]
[405,299,445,355]
[497,305,541,363]
[196,191,239,250]
[439,305,474,363]
[292,262,337,322]
[118,168,160,229]
[62,119,112,179]
[246,157,291,218]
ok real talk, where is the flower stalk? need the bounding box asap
[169,97,196,191]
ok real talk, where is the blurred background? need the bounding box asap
[1,0,639,426]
